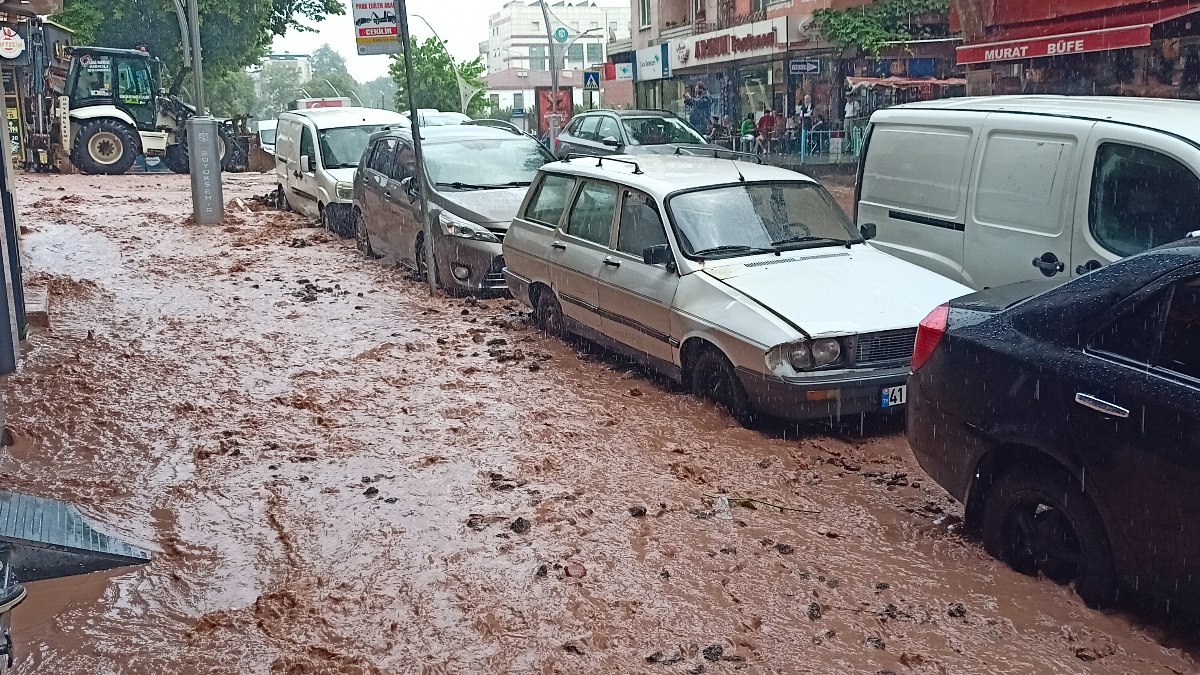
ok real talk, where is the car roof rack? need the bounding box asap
[673,146,764,164]
[562,153,643,174]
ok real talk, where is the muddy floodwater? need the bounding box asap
[2,173,1196,674]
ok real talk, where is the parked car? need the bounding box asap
[503,154,970,425]
[353,124,555,293]
[553,109,709,159]
[906,236,1200,611]
[256,119,277,155]
[856,96,1200,290]
[403,109,473,127]
[275,107,407,236]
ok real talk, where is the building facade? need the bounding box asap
[482,1,632,75]
[954,0,1200,99]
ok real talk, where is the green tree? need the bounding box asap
[256,61,304,118]
[52,0,344,86]
[206,69,258,117]
[360,75,397,110]
[307,44,360,102]
[814,0,950,55]
[388,37,486,115]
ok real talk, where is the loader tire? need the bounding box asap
[73,119,139,175]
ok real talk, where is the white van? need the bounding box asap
[856,96,1200,289]
[275,107,407,236]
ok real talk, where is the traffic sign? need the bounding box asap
[583,71,601,91]
[789,59,821,75]
[554,27,570,43]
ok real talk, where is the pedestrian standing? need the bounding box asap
[684,83,715,133]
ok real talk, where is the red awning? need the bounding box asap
[957,3,1200,65]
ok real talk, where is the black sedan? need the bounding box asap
[907,237,1200,612]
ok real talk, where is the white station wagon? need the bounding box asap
[502,154,970,425]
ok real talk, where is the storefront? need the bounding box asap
[956,2,1200,98]
[633,43,672,110]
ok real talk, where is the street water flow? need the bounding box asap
[2,173,1196,673]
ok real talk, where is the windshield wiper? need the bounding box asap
[770,235,854,249]
[691,244,777,257]
[486,181,532,188]
[435,181,492,190]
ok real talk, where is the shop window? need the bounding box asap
[1089,143,1200,257]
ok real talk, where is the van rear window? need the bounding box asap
[1089,143,1200,257]
[861,125,972,220]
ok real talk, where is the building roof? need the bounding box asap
[890,95,1200,144]
[484,68,584,90]
[542,154,818,198]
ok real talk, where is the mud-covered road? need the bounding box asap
[3,173,1197,674]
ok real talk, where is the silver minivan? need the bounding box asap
[857,96,1200,289]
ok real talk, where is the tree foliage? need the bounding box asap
[256,60,304,118]
[814,0,950,55]
[206,69,258,118]
[306,45,361,102]
[360,75,397,111]
[388,37,486,115]
[52,0,344,85]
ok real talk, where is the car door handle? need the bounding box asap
[1075,259,1103,275]
[1075,393,1130,419]
[603,258,621,268]
[551,242,566,251]
[293,170,301,179]
[1032,253,1065,276]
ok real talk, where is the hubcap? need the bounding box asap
[88,131,124,165]
[700,363,731,405]
[1006,497,1083,582]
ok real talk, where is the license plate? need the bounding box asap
[881,385,907,409]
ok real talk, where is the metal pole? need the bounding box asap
[171,0,192,70]
[188,0,204,114]
[324,79,341,97]
[394,0,438,296]
[539,0,559,136]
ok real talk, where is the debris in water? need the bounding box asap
[807,602,822,620]
[947,602,967,618]
[562,641,584,655]
[866,635,886,650]
[775,543,795,555]
[702,645,724,662]
[713,495,733,520]
[466,514,486,530]
[628,505,647,517]
[875,582,891,590]
[363,486,379,497]
[563,562,587,578]
[510,517,531,534]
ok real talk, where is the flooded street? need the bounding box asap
[3,172,1196,674]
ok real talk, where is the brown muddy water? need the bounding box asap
[0,173,1195,674]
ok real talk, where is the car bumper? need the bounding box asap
[905,372,991,505]
[433,237,508,294]
[736,365,911,422]
[505,268,533,307]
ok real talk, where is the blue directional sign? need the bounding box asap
[583,71,601,91]
[554,27,570,43]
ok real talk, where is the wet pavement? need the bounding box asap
[3,173,1197,674]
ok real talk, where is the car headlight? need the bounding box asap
[439,212,499,243]
[769,338,844,372]
[335,181,354,201]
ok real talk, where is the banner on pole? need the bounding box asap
[354,2,401,55]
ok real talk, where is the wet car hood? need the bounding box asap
[701,246,972,337]
[630,143,711,155]
[434,187,528,229]
[326,167,358,183]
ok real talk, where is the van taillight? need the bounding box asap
[911,303,949,372]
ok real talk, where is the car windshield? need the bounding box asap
[622,117,705,146]
[421,113,471,127]
[667,182,859,258]
[425,137,553,188]
[317,124,384,169]
[259,128,277,144]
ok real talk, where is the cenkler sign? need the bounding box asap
[353,1,400,56]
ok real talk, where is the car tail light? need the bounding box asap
[911,303,949,372]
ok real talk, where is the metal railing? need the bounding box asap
[706,123,868,165]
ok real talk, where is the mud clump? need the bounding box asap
[807,602,822,621]
[702,645,723,662]
[628,505,647,517]
[510,517,531,534]
[948,602,967,618]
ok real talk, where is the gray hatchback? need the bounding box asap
[352,124,554,294]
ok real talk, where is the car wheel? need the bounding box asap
[690,348,756,427]
[354,210,374,257]
[980,467,1117,608]
[533,289,566,337]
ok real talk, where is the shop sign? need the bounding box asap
[682,17,787,68]
[614,63,634,81]
[635,43,670,81]
[0,28,25,60]
[352,1,400,56]
[957,24,1151,65]
[792,15,831,50]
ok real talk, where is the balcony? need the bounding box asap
[660,21,695,39]
[695,0,766,33]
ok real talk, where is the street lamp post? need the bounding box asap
[538,0,602,146]
[392,0,438,295]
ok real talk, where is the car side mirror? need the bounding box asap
[642,243,675,269]
[300,154,314,173]
[859,222,877,241]
[602,138,620,148]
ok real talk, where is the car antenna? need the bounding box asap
[733,161,746,183]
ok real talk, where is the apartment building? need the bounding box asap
[482,1,632,74]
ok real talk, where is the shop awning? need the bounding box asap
[957,3,1200,65]
[846,76,968,89]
